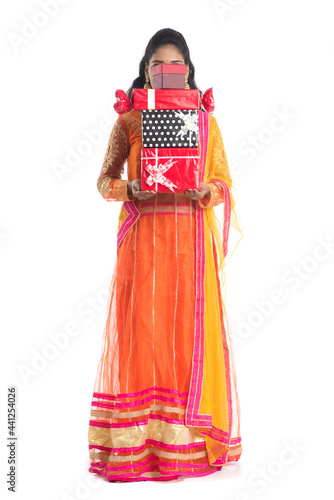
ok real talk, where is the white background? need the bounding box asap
[1,0,333,499]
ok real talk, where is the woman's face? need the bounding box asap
[145,44,189,88]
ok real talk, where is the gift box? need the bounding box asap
[141,147,200,193]
[152,63,187,89]
[132,88,201,110]
[142,109,199,149]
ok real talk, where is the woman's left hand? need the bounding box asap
[184,182,211,201]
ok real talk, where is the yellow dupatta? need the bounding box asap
[188,112,244,465]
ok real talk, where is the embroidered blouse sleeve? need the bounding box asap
[198,117,232,208]
[96,115,134,201]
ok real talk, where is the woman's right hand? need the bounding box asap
[127,179,157,200]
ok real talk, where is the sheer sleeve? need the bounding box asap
[198,116,232,209]
[97,115,135,202]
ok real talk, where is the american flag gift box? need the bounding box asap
[141,109,200,192]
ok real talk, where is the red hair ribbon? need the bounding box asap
[113,89,132,114]
[201,87,215,114]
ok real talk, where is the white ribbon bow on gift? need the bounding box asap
[145,158,178,192]
[173,110,199,146]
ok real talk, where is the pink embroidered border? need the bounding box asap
[116,201,140,250]
[185,110,212,428]
[93,385,189,399]
[89,438,206,455]
[89,465,220,481]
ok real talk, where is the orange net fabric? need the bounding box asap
[88,109,243,481]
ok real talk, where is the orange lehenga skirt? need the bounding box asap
[88,112,242,482]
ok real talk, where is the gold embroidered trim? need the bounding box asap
[138,204,195,215]
[102,122,129,175]
[97,177,112,198]
[120,111,142,136]
[113,180,131,201]
[97,178,131,201]
[89,446,207,464]
[97,117,132,201]
[88,418,206,451]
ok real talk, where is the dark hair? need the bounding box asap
[126,28,202,99]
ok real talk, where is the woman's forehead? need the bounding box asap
[150,45,184,62]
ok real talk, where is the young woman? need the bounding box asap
[88,28,243,482]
